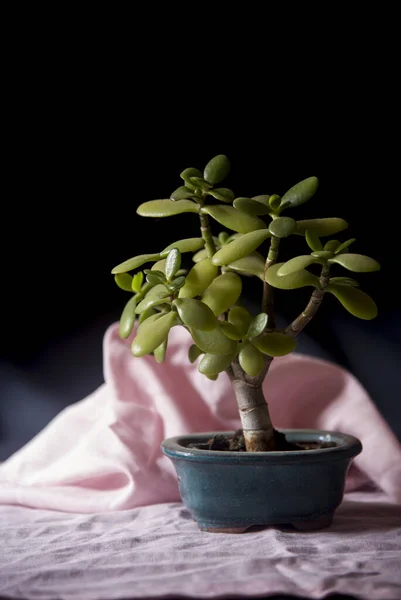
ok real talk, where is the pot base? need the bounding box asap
[199,512,334,533]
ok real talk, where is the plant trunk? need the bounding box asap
[232,379,275,451]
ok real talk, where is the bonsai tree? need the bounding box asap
[112,155,380,453]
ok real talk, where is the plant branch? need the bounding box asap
[284,265,331,338]
[199,202,216,258]
[262,236,280,329]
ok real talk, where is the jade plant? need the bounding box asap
[112,155,380,452]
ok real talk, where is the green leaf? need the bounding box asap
[269,217,297,238]
[192,248,208,263]
[266,263,320,289]
[161,238,205,257]
[145,271,166,285]
[178,258,218,298]
[206,374,219,381]
[190,326,237,355]
[180,167,203,188]
[239,343,265,376]
[326,284,378,320]
[268,195,281,211]
[219,321,243,340]
[198,351,236,376]
[189,177,213,192]
[167,276,186,292]
[324,240,341,252]
[334,238,356,254]
[305,229,323,252]
[228,306,253,336]
[137,199,199,217]
[311,250,334,259]
[247,313,268,338]
[112,253,160,274]
[154,340,167,363]
[132,272,144,293]
[329,276,359,287]
[138,307,156,325]
[119,296,137,339]
[218,231,229,245]
[201,273,242,316]
[174,298,217,331]
[252,195,271,206]
[212,230,271,266]
[170,186,195,201]
[227,252,265,280]
[295,218,348,237]
[188,344,203,363]
[202,205,266,234]
[204,154,231,184]
[252,333,296,357]
[328,253,380,272]
[135,284,170,314]
[280,176,319,208]
[233,197,271,216]
[132,311,176,357]
[165,248,181,281]
[151,259,166,273]
[114,273,133,292]
[277,255,321,276]
[208,188,235,203]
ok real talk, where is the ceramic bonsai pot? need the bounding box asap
[161,429,362,533]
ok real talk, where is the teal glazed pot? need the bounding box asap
[161,429,362,533]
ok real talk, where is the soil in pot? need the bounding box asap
[188,429,337,452]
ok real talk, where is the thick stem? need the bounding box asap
[232,379,275,451]
[262,236,280,329]
[285,265,331,338]
[199,211,216,258]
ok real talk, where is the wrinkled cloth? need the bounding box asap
[0,323,400,512]
[0,492,400,600]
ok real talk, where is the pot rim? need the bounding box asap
[161,428,362,463]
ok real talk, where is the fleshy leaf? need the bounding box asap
[137,199,199,217]
[201,205,266,234]
[268,195,282,211]
[326,284,378,319]
[311,250,334,259]
[334,238,357,254]
[246,313,268,338]
[135,284,170,314]
[329,276,359,287]
[112,253,160,274]
[280,176,319,208]
[277,255,321,276]
[233,197,271,216]
[239,343,265,377]
[218,231,229,246]
[170,186,195,201]
[167,276,186,292]
[201,273,242,316]
[204,154,231,184]
[305,229,323,252]
[178,259,218,298]
[266,263,320,289]
[145,271,166,285]
[174,298,217,331]
[252,333,296,357]
[161,238,205,256]
[228,252,265,280]
[165,248,181,281]
[324,240,341,252]
[131,312,176,357]
[252,195,271,206]
[151,259,166,273]
[114,273,133,292]
[189,177,213,192]
[198,351,236,376]
[154,340,167,363]
[188,344,203,363]
[138,307,156,325]
[132,272,144,293]
[192,248,208,263]
[228,306,253,336]
[295,218,348,237]
[119,296,137,339]
[219,321,243,340]
[208,188,235,203]
[190,326,237,355]
[211,230,271,266]
[180,168,203,187]
[269,217,297,238]
[328,253,380,272]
